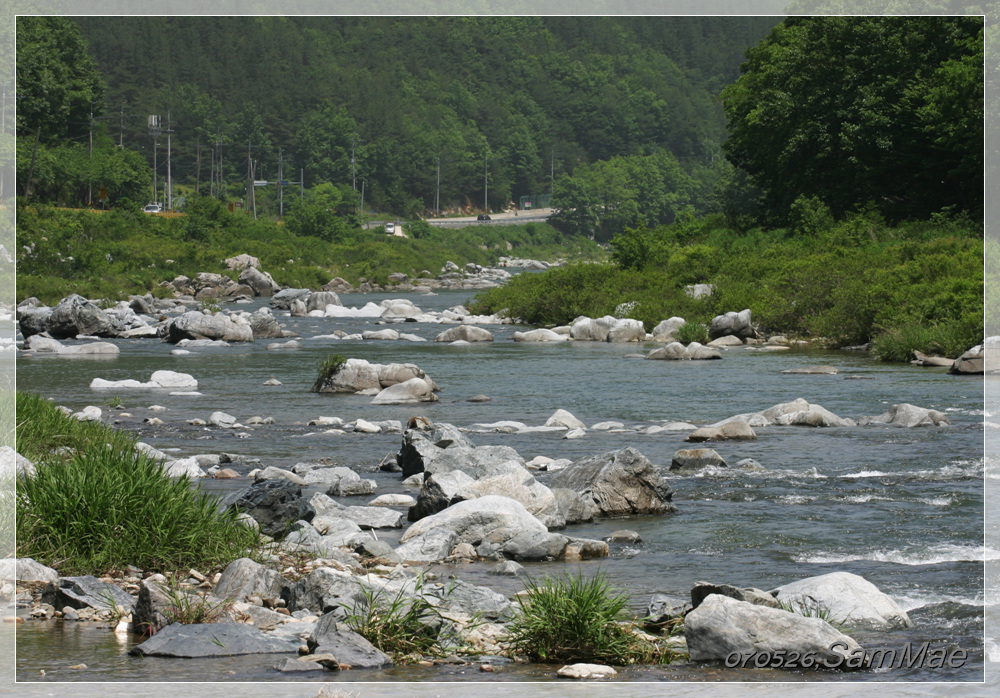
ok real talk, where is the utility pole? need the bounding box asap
[148,115,161,205]
[300,168,304,200]
[351,137,358,190]
[435,157,441,215]
[359,180,365,220]
[551,148,555,195]
[166,111,173,210]
[245,139,255,218]
[88,103,93,206]
[0,84,7,200]
[484,157,488,213]
[278,148,284,219]
[195,139,202,196]
[119,103,125,147]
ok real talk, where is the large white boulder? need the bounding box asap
[399,495,547,546]
[685,594,864,667]
[771,571,912,631]
[370,377,439,404]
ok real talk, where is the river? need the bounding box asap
[9,290,996,693]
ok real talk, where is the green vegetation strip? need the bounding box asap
[15,392,263,575]
[471,211,983,360]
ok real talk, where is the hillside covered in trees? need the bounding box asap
[19,16,778,216]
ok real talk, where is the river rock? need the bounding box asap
[45,294,122,339]
[859,403,950,428]
[423,445,526,479]
[308,611,393,668]
[371,377,439,404]
[314,358,382,394]
[512,328,568,342]
[42,575,135,613]
[544,409,586,430]
[607,318,645,342]
[771,571,912,631]
[548,447,674,521]
[130,574,178,634]
[558,663,617,679]
[691,582,780,610]
[651,317,686,340]
[238,266,281,296]
[452,467,564,529]
[684,594,863,667]
[307,291,341,312]
[671,448,727,471]
[284,567,363,614]
[686,421,756,442]
[399,495,547,547]
[215,558,289,601]
[380,298,422,321]
[394,526,459,563]
[396,425,467,478]
[166,311,253,343]
[709,309,755,340]
[223,479,315,538]
[224,253,260,270]
[310,493,403,529]
[0,557,57,584]
[408,470,477,521]
[435,325,494,342]
[685,284,714,299]
[772,403,856,427]
[17,304,53,338]
[269,287,310,309]
[130,622,300,657]
[949,344,984,374]
[248,307,284,339]
[569,315,617,341]
[707,335,743,347]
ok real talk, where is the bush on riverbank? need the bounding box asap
[505,570,679,665]
[15,392,264,574]
[470,211,983,360]
[15,202,602,304]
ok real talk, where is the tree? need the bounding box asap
[721,16,983,223]
[284,182,359,242]
[16,17,105,143]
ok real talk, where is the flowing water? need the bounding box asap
[10,291,993,690]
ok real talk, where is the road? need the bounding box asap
[424,207,554,228]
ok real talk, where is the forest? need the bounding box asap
[16,16,778,216]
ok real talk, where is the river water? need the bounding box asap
[10,290,995,692]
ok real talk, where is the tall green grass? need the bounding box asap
[16,392,263,574]
[504,570,678,665]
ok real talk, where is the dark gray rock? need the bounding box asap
[408,470,476,521]
[284,567,363,614]
[239,267,281,297]
[42,575,135,613]
[16,306,53,338]
[670,448,727,472]
[46,294,122,338]
[691,582,780,610]
[547,447,674,518]
[552,487,597,525]
[645,593,690,628]
[432,579,513,621]
[214,558,289,601]
[499,530,569,561]
[224,479,315,538]
[130,622,301,657]
[396,423,476,478]
[354,539,401,563]
[308,611,393,668]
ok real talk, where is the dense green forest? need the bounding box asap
[17,16,777,215]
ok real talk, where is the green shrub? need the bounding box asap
[312,354,348,393]
[15,392,263,574]
[504,570,679,666]
[674,322,709,344]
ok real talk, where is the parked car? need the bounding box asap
[385,222,396,234]
[477,214,491,221]
[143,203,162,214]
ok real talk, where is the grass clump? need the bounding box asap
[778,599,845,630]
[504,569,680,666]
[344,575,459,661]
[15,392,263,574]
[674,321,709,344]
[311,354,348,393]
